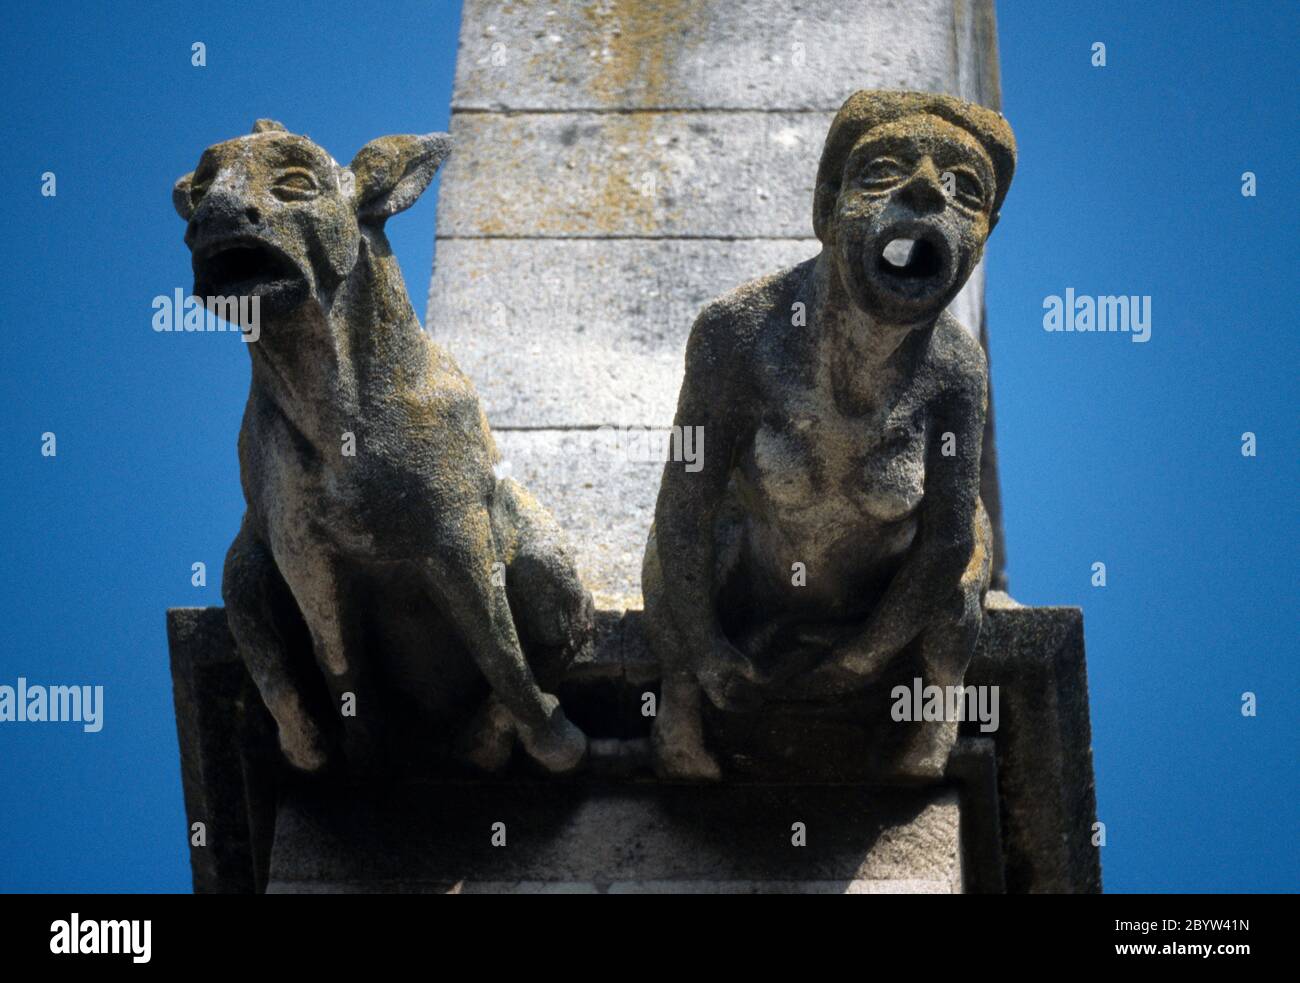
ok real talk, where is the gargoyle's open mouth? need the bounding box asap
[866,225,954,306]
[193,239,304,301]
[878,237,943,280]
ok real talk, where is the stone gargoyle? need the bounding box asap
[173,120,593,776]
[643,91,1015,781]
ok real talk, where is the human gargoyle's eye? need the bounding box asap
[860,157,907,189]
[273,169,319,200]
[950,169,987,211]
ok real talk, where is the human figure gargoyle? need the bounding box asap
[173,120,592,775]
[643,91,1015,780]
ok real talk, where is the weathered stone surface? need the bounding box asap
[168,602,1098,892]
[965,605,1101,893]
[267,780,963,893]
[492,429,662,610]
[437,111,829,238]
[451,0,996,111]
[174,121,596,779]
[167,607,276,894]
[428,238,816,426]
[947,737,1005,893]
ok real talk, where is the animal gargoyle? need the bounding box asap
[643,91,1015,781]
[173,120,593,775]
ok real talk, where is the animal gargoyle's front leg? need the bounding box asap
[223,516,330,772]
[268,530,384,773]
[424,507,587,774]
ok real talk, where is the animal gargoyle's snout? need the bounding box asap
[183,179,264,244]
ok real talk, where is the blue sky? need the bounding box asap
[0,0,1294,892]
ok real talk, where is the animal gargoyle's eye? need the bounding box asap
[860,157,907,189]
[273,169,319,201]
[189,179,211,204]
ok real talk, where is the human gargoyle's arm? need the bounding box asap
[654,306,750,669]
[838,363,987,676]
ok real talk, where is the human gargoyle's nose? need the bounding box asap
[897,157,947,212]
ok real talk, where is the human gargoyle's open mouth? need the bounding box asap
[866,224,954,305]
[878,237,943,280]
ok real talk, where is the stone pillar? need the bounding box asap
[427,0,1010,608]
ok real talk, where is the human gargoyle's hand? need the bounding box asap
[789,626,894,697]
[835,629,893,680]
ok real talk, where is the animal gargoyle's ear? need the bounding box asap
[347,133,452,224]
[173,172,195,221]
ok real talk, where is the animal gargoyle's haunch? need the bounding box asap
[174,120,593,775]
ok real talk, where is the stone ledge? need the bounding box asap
[166,602,1100,893]
[267,780,963,894]
[966,605,1101,892]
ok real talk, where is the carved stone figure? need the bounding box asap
[643,91,1015,781]
[173,121,592,776]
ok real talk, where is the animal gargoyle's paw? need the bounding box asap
[700,672,766,713]
[518,704,588,775]
[651,725,722,782]
[278,718,330,773]
[697,641,769,712]
[699,664,766,714]
[455,698,517,773]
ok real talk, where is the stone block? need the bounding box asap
[490,421,996,609]
[426,237,818,426]
[436,110,828,238]
[166,607,276,894]
[451,0,988,111]
[492,428,661,610]
[267,780,963,893]
[965,603,1101,893]
[430,0,1008,586]
[167,601,1099,893]
[427,239,983,430]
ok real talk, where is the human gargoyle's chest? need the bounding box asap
[742,381,930,523]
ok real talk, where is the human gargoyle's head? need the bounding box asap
[173,120,450,320]
[814,91,1015,327]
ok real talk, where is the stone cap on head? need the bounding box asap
[813,89,1017,242]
